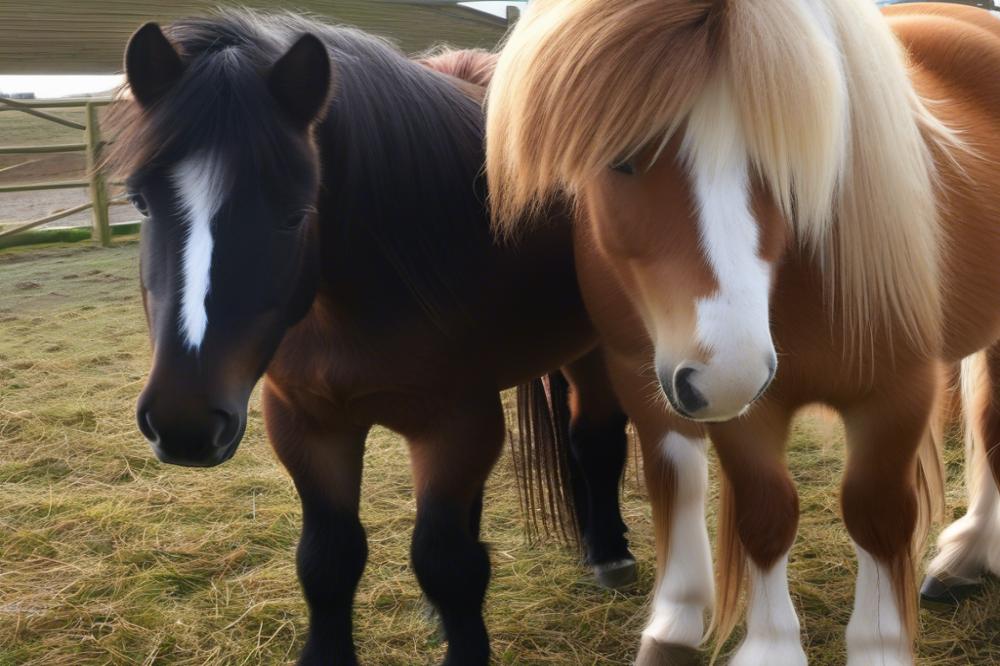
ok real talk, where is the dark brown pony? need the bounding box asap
[108,11,636,665]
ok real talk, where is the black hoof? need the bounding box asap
[635,637,702,666]
[919,574,982,610]
[593,557,638,590]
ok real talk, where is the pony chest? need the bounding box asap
[267,315,456,422]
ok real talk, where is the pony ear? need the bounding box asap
[125,23,185,107]
[268,33,332,129]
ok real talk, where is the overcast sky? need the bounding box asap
[0,75,122,99]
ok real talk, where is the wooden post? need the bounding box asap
[85,102,111,247]
[506,5,521,27]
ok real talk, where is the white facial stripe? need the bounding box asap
[731,551,806,666]
[683,76,772,360]
[643,433,712,648]
[171,155,226,351]
[689,156,771,358]
[676,75,775,417]
[846,545,911,665]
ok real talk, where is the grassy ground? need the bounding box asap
[1,242,998,665]
[0,108,91,146]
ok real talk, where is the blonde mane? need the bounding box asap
[487,0,959,356]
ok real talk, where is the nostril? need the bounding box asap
[211,409,240,449]
[674,366,708,415]
[137,408,159,444]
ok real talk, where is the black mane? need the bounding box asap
[112,9,491,331]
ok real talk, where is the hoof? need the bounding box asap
[635,637,702,666]
[920,574,982,610]
[419,595,445,641]
[593,557,638,590]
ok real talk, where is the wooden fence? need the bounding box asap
[0,5,522,250]
[0,96,126,248]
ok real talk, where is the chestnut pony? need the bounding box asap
[488,1,1000,664]
[108,11,638,665]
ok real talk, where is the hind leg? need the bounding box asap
[263,384,369,666]
[840,367,937,666]
[924,350,1000,605]
[561,350,635,588]
[408,393,505,666]
[710,404,805,666]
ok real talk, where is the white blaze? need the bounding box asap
[171,155,225,351]
[675,74,775,419]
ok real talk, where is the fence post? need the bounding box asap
[506,5,521,26]
[85,102,112,247]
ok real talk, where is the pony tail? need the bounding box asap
[889,547,920,652]
[708,474,746,662]
[511,374,580,544]
[887,362,949,641]
[960,353,990,502]
[913,363,949,556]
[903,395,946,639]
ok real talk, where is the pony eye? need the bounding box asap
[611,160,636,176]
[281,214,306,230]
[129,194,149,216]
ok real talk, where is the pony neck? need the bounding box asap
[311,46,493,333]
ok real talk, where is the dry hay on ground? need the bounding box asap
[0,242,997,664]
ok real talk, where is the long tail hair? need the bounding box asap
[510,373,580,544]
[904,368,949,639]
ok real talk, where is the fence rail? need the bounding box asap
[0,96,118,247]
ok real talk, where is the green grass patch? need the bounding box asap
[0,109,89,146]
[0,224,141,251]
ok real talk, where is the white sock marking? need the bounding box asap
[642,432,712,648]
[929,462,1000,582]
[928,445,1000,584]
[928,353,1000,582]
[846,545,912,666]
[731,551,806,666]
[171,155,225,351]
